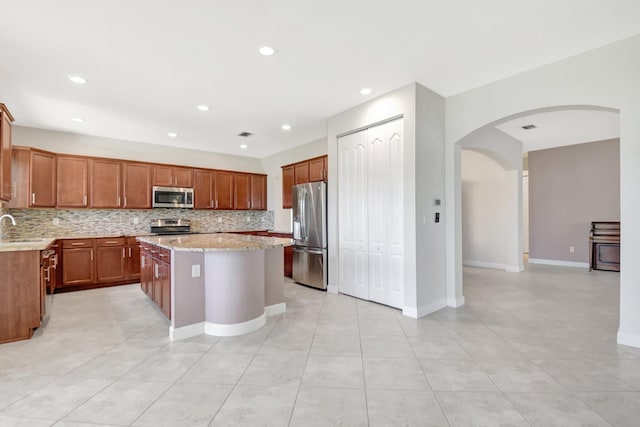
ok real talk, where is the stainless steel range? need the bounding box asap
[150,218,195,235]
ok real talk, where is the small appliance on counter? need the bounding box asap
[292,181,327,289]
[150,218,196,235]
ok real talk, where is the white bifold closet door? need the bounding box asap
[338,118,404,308]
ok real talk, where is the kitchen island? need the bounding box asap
[137,233,293,341]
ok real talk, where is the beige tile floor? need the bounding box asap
[0,264,639,426]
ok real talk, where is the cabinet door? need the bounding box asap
[152,258,163,307]
[194,169,213,209]
[0,108,12,202]
[308,157,325,182]
[57,156,89,208]
[90,159,122,208]
[96,245,126,283]
[282,165,294,209]
[215,171,234,209]
[30,151,56,207]
[127,243,141,280]
[140,247,153,296]
[250,174,266,210]
[174,167,193,187]
[234,173,251,210]
[123,162,152,208]
[62,248,95,286]
[160,261,171,319]
[152,165,174,186]
[294,162,309,185]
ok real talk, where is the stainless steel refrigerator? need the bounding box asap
[292,181,327,289]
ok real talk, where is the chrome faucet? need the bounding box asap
[0,214,17,226]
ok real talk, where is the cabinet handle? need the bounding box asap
[83,195,87,205]
[211,199,214,208]
[31,193,36,204]
[118,196,121,206]
[124,196,127,207]
[129,247,132,257]
[154,264,159,279]
[105,240,118,244]
[215,200,218,209]
[249,201,252,209]
[71,242,85,246]
[122,248,126,258]
[90,249,94,261]
[141,256,145,268]
[45,267,50,282]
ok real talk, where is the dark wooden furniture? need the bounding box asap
[281,155,327,208]
[0,104,14,202]
[140,242,171,319]
[589,221,620,272]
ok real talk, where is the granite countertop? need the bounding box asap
[0,238,56,253]
[137,233,293,252]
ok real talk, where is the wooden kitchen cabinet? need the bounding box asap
[147,245,171,319]
[282,165,294,208]
[250,174,267,210]
[194,169,214,209]
[123,162,152,209]
[308,156,327,182]
[0,104,14,202]
[215,171,234,209]
[61,239,95,287]
[140,243,153,297]
[96,237,126,283]
[57,155,89,208]
[234,173,251,210]
[6,147,56,208]
[294,162,309,185]
[153,165,193,188]
[126,237,141,281]
[90,159,122,208]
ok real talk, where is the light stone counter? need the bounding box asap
[0,238,55,252]
[137,233,293,252]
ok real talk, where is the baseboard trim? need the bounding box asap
[617,331,640,349]
[528,258,589,269]
[403,299,447,319]
[327,284,339,294]
[464,260,506,270]
[506,265,524,272]
[265,302,286,317]
[204,312,266,337]
[447,296,465,308]
[170,322,205,342]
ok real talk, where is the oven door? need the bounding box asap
[152,186,194,208]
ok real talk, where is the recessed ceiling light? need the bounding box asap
[281,124,291,131]
[258,46,275,56]
[360,88,372,95]
[197,105,209,111]
[167,132,178,138]
[240,144,248,149]
[71,117,84,123]
[67,75,86,84]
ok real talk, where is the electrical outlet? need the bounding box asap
[133,217,139,224]
[191,264,201,278]
[569,246,575,253]
[52,217,60,226]
[218,217,222,223]
[246,216,251,223]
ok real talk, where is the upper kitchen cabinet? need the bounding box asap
[234,173,251,210]
[193,169,214,209]
[90,159,122,208]
[6,146,56,208]
[281,155,327,208]
[0,104,14,202]
[153,165,193,188]
[57,155,89,208]
[282,165,294,209]
[250,174,267,210]
[215,171,234,210]
[123,162,152,209]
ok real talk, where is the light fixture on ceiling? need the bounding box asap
[281,124,291,131]
[240,144,248,149]
[521,124,537,130]
[360,87,372,95]
[167,132,178,138]
[71,117,84,123]
[67,75,86,84]
[197,105,209,111]
[258,46,275,56]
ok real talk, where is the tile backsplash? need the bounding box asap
[3,208,274,240]
[0,206,9,240]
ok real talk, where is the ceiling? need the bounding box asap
[1,1,639,158]
[495,109,620,152]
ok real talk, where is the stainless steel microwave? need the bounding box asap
[152,186,194,208]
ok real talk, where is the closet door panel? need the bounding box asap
[387,120,405,307]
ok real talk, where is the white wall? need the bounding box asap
[13,126,263,173]
[461,150,508,269]
[327,82,447,317]
[260,138,327,232]
[445,34,640,348]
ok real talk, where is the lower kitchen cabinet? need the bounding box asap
[58,237,141,292]
[141,243,171,319]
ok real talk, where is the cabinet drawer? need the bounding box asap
[158,248,171,260]
[97,237,126,247]
[62,238,94,249]
[126,236,139,245]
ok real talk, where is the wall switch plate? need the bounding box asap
[52,217,60,226]
[218,217,222,223]
[246,216,251,222]
[133,217,139,224]
[191,264,201,277]
[569,246,575,253]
